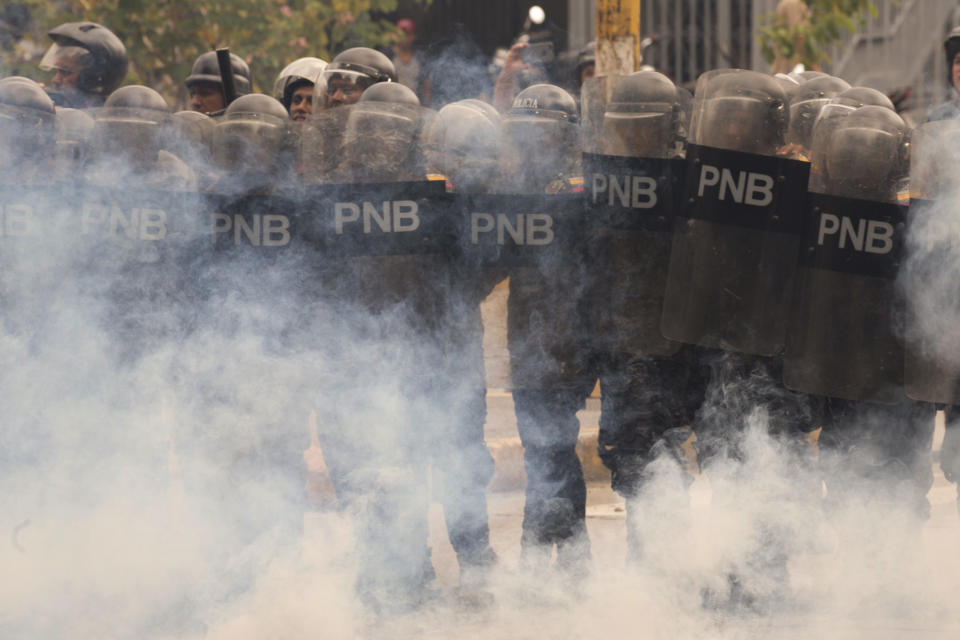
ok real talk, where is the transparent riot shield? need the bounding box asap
[497,85,592,390]
[581,72,685,358]
[783,105,910,403]
[661,69,809,356]
[902,119,960,404]
[784,75,850,158]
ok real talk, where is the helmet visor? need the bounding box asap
[39,44,90,90]
[603,110,675,158]
[314,70,378,109]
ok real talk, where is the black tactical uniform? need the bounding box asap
[500,84,596,575]
[581,71,706,562]
[423,99,505,585]
[308,82,443,612]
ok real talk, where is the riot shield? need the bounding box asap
[210,96,297,193]
[661,69,809,356]
[497,84,592,390]
[300,104,352,185]
[52,108,94,184]
[581,71,685,358]
[784,105,910,403]
[784,75,850,158]
[902,119,960,404]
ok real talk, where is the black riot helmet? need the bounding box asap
[273,56,327,110]
[603,70,682,158]
[315,47,396,110]
[786,74,851,150]
[425,99,501,191]
[575,41,596,88]
[185,51,252,96]
[502,83,580,190]
[40,22,128,99]
[0,76,56,172]
[945,26,960,88]
[692,69,787,156]
[341,82,427,182]
[817,105,908,202]
[92,85,171,170]
[212,93,293,177]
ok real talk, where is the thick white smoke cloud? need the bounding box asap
[3,73,960,640]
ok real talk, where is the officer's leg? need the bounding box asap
[432,386,498,587]
[881,401,935,521]
[513,386,589,572]
[942,406,960,514]
[599,353,693,563]
[318,393,434,613]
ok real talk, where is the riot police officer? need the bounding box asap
[86,85,197,191]
[582,71,705,563]
[209,93,297,193]
[500,84,596,576]
[309,81,442,612]
[273,57,327,121]
[185,51,252,115]
[789,103,936,525]
[928,26,960,122]
[423,99,506,588]
[664,69,822,611]
[52,107,94,184]
[313,47,396,111]
[39,21,128,108]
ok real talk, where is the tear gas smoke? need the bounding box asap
[2,63,960,640]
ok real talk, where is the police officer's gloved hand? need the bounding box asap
[940,421,960,484]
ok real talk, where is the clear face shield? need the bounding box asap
[212,111,288,173]
[424,106,500,187]
[91,107,166,170]
[696,96,784,156]
[39,44,90,91]
[603,108,675,158]
[314,70,376,110]
[787,97,831,150]
[501,113,578,189]
[824,127,904,202]
[0,105,54,170]
[341,102,422,181]
[167,112,215,170]
[273,58,327,105]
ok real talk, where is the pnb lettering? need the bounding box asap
[471,213,554,246]
[81,204,167,240]
[334,200,419,234]
[697,165,774,207]
[816,213,893,255]
[591,174,658,209]
[211,213,290,247]
[0,203,40,237]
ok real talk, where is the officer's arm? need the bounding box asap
[492,42,530,113]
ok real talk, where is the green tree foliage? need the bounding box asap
[757,0,885,69]
[0,0,429,106]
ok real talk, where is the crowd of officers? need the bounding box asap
[4,20,960,616]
